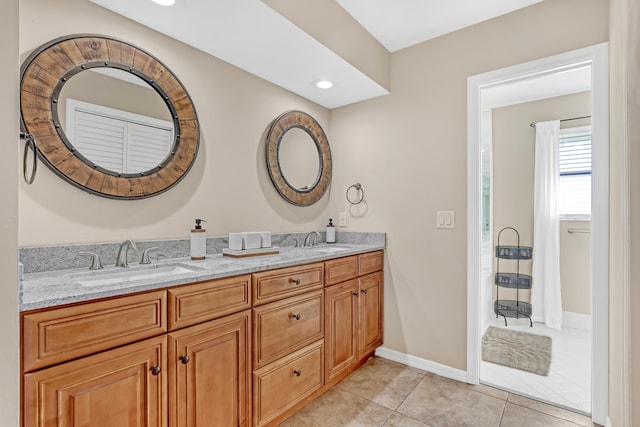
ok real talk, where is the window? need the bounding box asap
[66,99,174,174]
[558,126,591,219]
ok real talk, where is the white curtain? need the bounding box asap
[531,120,563,330]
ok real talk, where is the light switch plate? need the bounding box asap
[338,212,347,227]
[436,211,455,229]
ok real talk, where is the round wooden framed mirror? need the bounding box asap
[20,34,200,199]
[265,111,332,206]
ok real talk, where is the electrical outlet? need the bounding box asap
[338,212,347,227]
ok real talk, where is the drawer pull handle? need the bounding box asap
[179,355,190,364]
[294,370,302,377]
[289,278,301,285]
[353,292,360,298]
[361,289,368,295]
[291,313,301,320]
[150,365,161,376]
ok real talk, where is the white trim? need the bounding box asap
[467,43,609,425]
[562,311,592,331]
[375,347,468,383]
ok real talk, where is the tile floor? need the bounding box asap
[279,357,599,427]
[480,317,591,414]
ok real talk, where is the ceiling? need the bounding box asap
[336,0,543,52]
[89,0,544,109]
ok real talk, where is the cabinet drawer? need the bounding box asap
[253,290,323,369]
[358,251,384,275]
[252,263,324,305]
[253,340,324,427]
[324,255,358,286]
[23,290,167,372]
[168,274,251,331]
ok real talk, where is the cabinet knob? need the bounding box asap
[150,365,161,376]
[361,289,368,295]
[293,370,302,377]
[291,313,301,320]
[353,292,359,298]
[289,278,301,285]
[179,355,190,365]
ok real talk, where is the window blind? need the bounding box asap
[67,99,173,175]
[558,128,591,218]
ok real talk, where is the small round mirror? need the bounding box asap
[265,111,332,206]
[278,127,321,192]
[58,68,175,176]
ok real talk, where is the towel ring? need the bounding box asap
[346,183,365,205]
[20,132,37,185]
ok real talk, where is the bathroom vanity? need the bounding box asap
[19,244,384,427]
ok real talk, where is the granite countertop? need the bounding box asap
[19,243,384,312]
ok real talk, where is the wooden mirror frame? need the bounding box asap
[20,34,199,199]
[265,111,332,206]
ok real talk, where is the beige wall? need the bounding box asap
[492,92,592,315]
[19,0,331,246]
[329,0,608,370]
[2,0,20,425]
[559,221,591,315]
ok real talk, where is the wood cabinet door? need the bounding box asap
[23,335,167,427]
[358,271,383,360]
[168,310,251,427]
[324,279,359,382]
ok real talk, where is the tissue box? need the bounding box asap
[259,231,271,248]
[229,233,243,250]
[243,232,262,249]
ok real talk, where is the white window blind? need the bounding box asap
[67,99,173,174]
[558,126,591,218]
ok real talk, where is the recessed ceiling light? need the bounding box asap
[152,0,175,6]
[315,80,333,89]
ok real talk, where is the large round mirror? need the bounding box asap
[265,111,332,206]
[20,34,199,199]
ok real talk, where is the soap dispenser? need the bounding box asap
[326,218,336,243]
[191,219,207,260]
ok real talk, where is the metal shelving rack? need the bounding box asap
[494,227,533,327]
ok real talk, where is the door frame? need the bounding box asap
[466,42,609,424]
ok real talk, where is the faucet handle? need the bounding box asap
[78,252,104,270]
[140,247,159,265]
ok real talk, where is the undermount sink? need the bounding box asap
[306,246,350,253]
[70,263,207,287]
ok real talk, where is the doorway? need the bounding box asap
[466,43,609,425]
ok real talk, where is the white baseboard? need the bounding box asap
[375,347,468,383]
[604,416,611,427]
[563,311,591,330]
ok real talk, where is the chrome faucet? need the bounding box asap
[116,240,137,267]
[139,247,159,265]
[304,231,321,247]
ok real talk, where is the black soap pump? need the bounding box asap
[191,219,206,260]
[326,218,336,243]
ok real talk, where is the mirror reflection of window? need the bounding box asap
[278,127,321,191]
[59,68,174,175]
[66,99,174,174]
